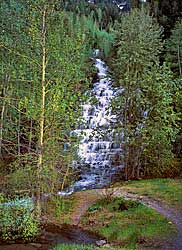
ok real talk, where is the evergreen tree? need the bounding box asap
[165,19,182,78]
[113,9,178,179]
[165,18,182,166]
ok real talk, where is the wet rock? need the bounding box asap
[96,239,107,246]
[103,243,114,248]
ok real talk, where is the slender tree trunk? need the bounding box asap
[123,103,128,180]
[61,165,70,192]
[0,76,8,156]
[28,118,33,153]
[17,110,21,156]
[0,98,5,156]
[35,6,46,218]
[124,87,129,181]
[177,45,182,77]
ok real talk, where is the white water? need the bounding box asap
[59,51,124,195]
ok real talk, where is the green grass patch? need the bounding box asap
[44,195,75,223]
[81,197,176,249]
[53,243,97,250]
[121,178,182,210]
[53,243,127,250]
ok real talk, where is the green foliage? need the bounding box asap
[156,0,182,36]
[70,14,115,57]
[88,197,140,213]
[21,213,39,239]
[114,8,163,79]
[60,1,116,57]
[0,0,100,232]
[165,18,182,77]
[164,19,182,163]
[0,197,38,240]
[61,0,120,30]
[0,193,5,203]
[113,9,179,178]
[96,29,115,57]
[44,196,75,223]
[140,65,178,176]
[53,244,95,250]
[122,178,182,210]
[0,0,92,199]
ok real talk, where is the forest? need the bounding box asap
[0,0,182,249]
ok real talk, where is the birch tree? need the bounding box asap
[1,0,90,216]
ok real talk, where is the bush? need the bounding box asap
[0,196,39,240]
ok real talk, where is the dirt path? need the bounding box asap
[113,189,182,250]
[70,188,182,249]
[70,190,99,225]
[110,189,182,232]
[71,188,182,230]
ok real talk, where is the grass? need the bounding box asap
[80,197,176,249]
[53,243,133,250]
[120,178,182,210]
[44,195,76,224]
[53,244,98,250]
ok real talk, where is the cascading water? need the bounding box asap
[60,51,124,195]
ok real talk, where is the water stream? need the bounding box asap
[60,51,124,195]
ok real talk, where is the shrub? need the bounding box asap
[0,196,39,240]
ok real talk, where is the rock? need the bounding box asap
[96,239,107,246]
[104,244,113,248]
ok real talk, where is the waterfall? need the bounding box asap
[59,51,124,195]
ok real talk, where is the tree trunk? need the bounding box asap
[0,99,5,156]
[123,104,128,180]
[17,109,21,156]
[35,6,46,218]
[177,45,182,77]
[28,118,33,153]
[123,86,130,181]
[0,76,8,156]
